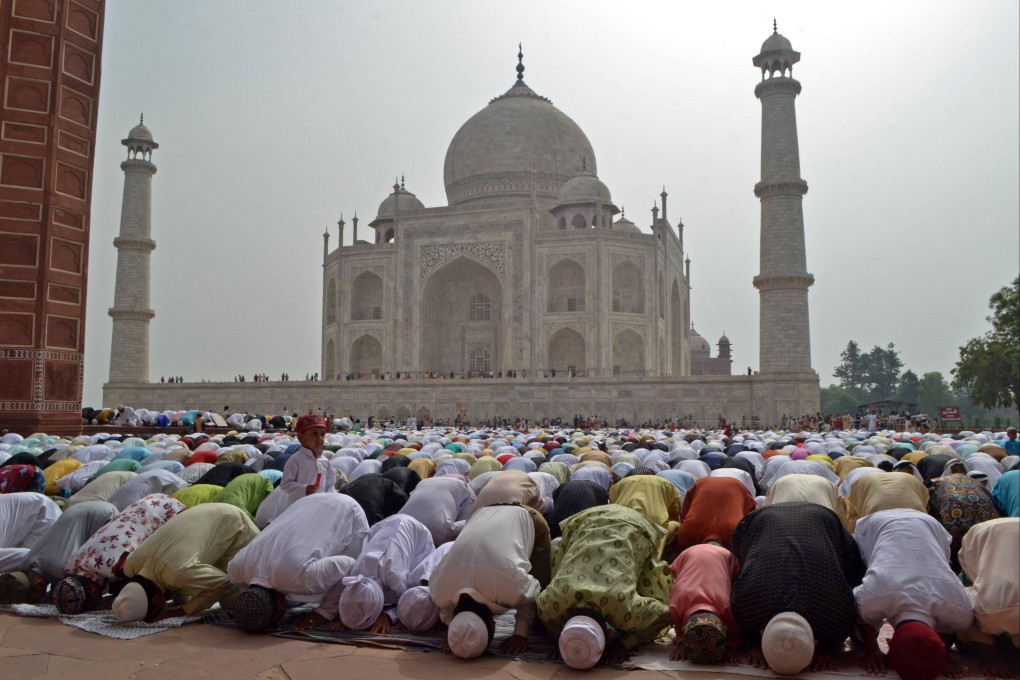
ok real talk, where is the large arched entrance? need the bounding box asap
[547,259,585,312]
[421,257,502,375]
[612,262,644,314]
[548,328,586,375]
[325,339,335,380]
[350,334,382,377]
[612,329,645,377]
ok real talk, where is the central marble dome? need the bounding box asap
[443,80,596,206]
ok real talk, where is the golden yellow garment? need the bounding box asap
[846,472,929,533]
[215,449,249,465]
[806,454,835,470]
[469,457,502,480]
[609,475,681,528]
[408,458,436,480]
[901,451,928,466]
[834,456,871,483]
[44,459,83,495]
[578,451,612,467]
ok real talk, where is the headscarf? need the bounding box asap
[338,575,385,630]
[396,585,439,632]
[537,461,570,485]
[570,463,614,491]
[655,470,698,499]
[834,456,871,483]
[710,468,756,498]
[673,459,711,480]
[468,457,502,480]
[408,457,436,480]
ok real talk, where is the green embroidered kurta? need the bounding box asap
[537,504,673,650]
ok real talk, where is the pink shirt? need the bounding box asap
[669,543,741,642]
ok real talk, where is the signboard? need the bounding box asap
[938,406,962,424]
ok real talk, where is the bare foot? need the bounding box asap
[441,639,451,653]
[149,607,186,623]
[982,656,1019,679]
[669,640,685,661]
[327,620,346,632]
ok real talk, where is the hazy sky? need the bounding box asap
[82,0,1020,406]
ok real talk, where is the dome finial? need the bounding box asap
[516,43,525,82]
[773,18,777,33]
[401,173,405,189]
[621,205,625,218]
[140,112,144,124]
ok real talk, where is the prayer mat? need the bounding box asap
[627,629,993,680]
[1,603,205,640]
[204,605,624,667]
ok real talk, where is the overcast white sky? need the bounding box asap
[82,0,1020,406]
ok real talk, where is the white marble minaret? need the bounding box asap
[752,23,814,373]
[108,117,158,384]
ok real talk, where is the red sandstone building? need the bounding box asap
[0,0,105,435]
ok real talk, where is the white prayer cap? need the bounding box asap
[559,615,605,669]
[338,575,384,630]
[448,611,489,659]
[396,586,439,632]
[113,582,148,622]
[245,419,262,431]
[761,611,813,675]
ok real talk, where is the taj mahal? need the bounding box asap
[103,28,820,426]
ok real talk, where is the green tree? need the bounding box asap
[917,371,953,417]
[821,385,858,416]
[897,369,920,405]
[864,343,903,400]
[833,340,867,394]
[952,276,1020,413]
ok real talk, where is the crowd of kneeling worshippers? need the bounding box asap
[1,415,1018,679]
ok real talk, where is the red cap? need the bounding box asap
[296,414,328,434]
[888,622,945,680]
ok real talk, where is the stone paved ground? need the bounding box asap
[1,613,750,680]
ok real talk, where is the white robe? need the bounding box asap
[0,493,62,572]
[429,505,539,628]
[279,447,336,502]
[107,469,188,511]
[228,493,370,612]
[397,477,475,545]
[854,509,974,633]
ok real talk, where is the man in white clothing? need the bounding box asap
[398,476,475,545]
[853,508,974,679]
[279,414,336,502]
[106,469,187,511]
[0,493,61,572]
[229,493,370,632]
[333,514,435,633]
[429,503,551,658]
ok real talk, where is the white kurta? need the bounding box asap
[349,514,435,605]
[854,509,974,633]
[107,469,188,511]
[279,448,336,502]
[959,517,1019,645]
[0,493,61,572]
[228,493,369,605]
[429,505,540,629]
[398,477,476,545]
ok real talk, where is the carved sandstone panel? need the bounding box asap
[49,238,82,273]
[67,2,100,40]
[8,30,54,67]
[12,0,57,22]
[47,283,79,304]
[0,233,39,266]
[1,121,47,144]
[44,358,79,400]
[0,154,45,189]
[0,201,42,221]
[55,162,86,198]
[0,312,34,345]
[0,280,36,298]
[3,76,51,113]
[0,358,33,400]
[46,314,78,349]
[62,43,95,85]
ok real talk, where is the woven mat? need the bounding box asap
[1,603,205,640]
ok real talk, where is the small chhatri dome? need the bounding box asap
[371,184,425,226]
[557,172,612,206]
[689,326,711,356]
[127,114,154,142]
[718,332,731,344]
[753,19,800,76]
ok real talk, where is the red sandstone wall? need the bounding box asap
[0,0,105,435]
